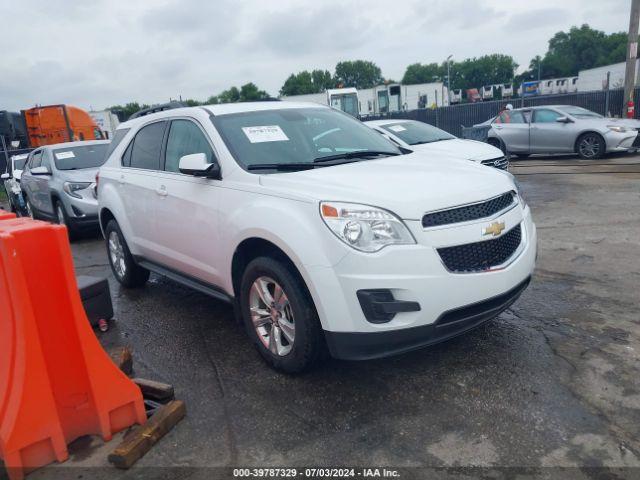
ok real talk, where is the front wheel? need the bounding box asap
[105,220,149,288]
[55,200,77,239]
[240,256,325,373]
[577,132,605,159]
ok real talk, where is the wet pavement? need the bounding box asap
[3,154,640,479]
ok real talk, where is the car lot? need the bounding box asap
[3,153,639,477]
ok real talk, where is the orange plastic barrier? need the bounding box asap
[0,210,16,220]
[0,217,146,480]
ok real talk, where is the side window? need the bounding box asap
[41,151,52,171]
[496,111,525,124]
[105,128,131,161]
[29,151,43,169]
[164,120,214,173]
[129,121,166,170]
[122,140,133,167]
[533,109,562,123]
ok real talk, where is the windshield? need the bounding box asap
[379,121,455,145]
[52,144,109,170]
[213,107,401,171]
[557,106,602,119]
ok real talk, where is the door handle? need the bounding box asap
[118,174,126,185]
[156,185,168,197]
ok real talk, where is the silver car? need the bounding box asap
[485,105,639,159]
[1,153,29,215]
[20,140,110,235]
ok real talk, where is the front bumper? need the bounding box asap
[61,190,99,228]
[605,130,638,152]
[303,204,536,359]
[325,276,530,360]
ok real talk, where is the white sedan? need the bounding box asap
[365,119,508,170]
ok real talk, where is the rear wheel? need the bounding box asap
[577,132,605,159]
[240,256,325,373]
[105,219,149,288]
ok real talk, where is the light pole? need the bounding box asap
[623,0,640,113]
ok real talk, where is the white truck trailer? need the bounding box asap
[280,88,360,117]
[577,61,639,92]
[89,110,120,139]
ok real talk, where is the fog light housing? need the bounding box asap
[357,289,421,323]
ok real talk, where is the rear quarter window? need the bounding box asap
[104,128,130,160]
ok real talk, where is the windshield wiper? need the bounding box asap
[313,150,400,163]
[247,163,317,171]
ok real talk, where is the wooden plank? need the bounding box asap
[107,346,133,375]
[108,400,186,469]
[133,378,175,401]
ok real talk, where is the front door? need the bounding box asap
[152,118,222,286]
[529,108,574,152]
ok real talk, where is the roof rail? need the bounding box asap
[129,101,186,120]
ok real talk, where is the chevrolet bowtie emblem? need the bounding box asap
[483,221,506,237]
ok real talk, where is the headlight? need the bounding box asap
[63,181,92,199]
[320,202,415,252]
[607,125,628,133]
[513,179,527,209]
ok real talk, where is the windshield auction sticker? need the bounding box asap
[389,125,407,132]
[242,125,289,143]
[55,151,76,159]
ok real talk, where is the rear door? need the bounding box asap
[492,110,530,152]
[151,118,222,285]
[119,120,167,258]
[529,108,574,153]
[21,149,44,212]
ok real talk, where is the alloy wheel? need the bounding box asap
[249,276,295,356]
[579,135,599,158]
[108,231,127,279]
[57,205,66,226]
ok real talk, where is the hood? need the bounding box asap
[258,152,515,220]
[410,138,503,162]
[58,167,100,183]
[606,117,640,129]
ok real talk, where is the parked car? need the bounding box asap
[98,102,536,373]
[365,119,508,169]
[485,105,640,159]
[1,153,29,214]
[20,140,110,235]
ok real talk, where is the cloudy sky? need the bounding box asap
[1,0,629,111]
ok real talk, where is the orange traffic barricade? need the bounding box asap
[0,215,146,480]
[0,210,16,221]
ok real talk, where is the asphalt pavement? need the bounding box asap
[2,154,639,479]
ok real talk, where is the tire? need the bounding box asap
[105,219,150,288]
[576,132,605,159]
[54,200,77,239]
[240,256,325,373]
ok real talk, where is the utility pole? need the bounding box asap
[446,54,453,99]
[623,0,640,113]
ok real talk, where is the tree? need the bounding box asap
[402,63,443,84]
[108,102,150,121]
[217,86,240,103]
[239,82,270,102]
[521,25,628,79]
[279,69,334,96]
[334,60,383,89]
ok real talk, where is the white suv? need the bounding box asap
[98,102,536,372]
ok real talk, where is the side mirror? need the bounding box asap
[30,166,51,175]
[178,153,220,179]
[1,173,10,180]
[556,116,572,124]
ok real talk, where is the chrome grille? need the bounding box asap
[481,156,509,170]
